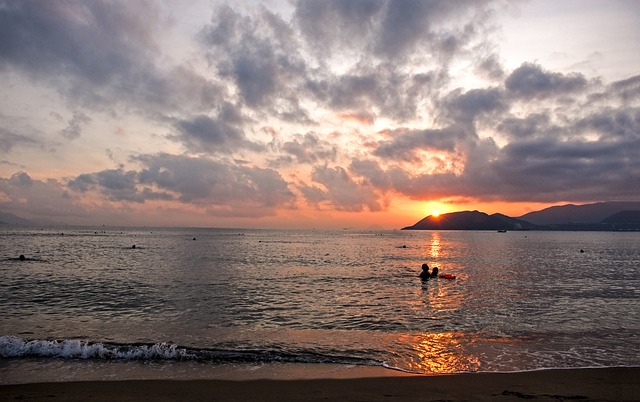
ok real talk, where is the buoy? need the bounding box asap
[439,274,456,279]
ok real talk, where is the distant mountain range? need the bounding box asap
[402,202,640,231]
[0,211,34,226]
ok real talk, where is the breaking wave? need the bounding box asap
[0,335,381,367]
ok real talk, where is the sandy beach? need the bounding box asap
[1,367,638,402]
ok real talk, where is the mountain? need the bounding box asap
[518,202,640,225]
[402,202,640,231]
[402,211,533,230]
[0,211,34,226]
[601,210,640,230]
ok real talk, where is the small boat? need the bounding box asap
[497,230,507,233]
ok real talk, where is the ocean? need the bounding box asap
[1,227,639,383]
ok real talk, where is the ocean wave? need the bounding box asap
[0,336,380,367]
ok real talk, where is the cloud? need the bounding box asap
[0,1,156,81]
[441,87,506,124]
[197,1,500,126]
[505,63,588,99]
[293,0,383,57]
[65,154,297,217]
[351,61,640,205]
[349,159,392,190]
[475,54,505,81]
[373,127,471,162]
[608,74,640,103]
[0,171,86,222]
[275,132,338,165]
[67,167,161,203]
[0,1,159,101]
[1,0,638,226]
[135,154,296,214]
[0,1,221,116]
[200,4,307,116]
[0,127,38,154]
[60,111,91,140]
[172,110,263,155]
[294,0,494,60]
[299,165,382,212]
[497,113,552,140]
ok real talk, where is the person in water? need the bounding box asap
[419,263,431,280]
[430,266,439,278]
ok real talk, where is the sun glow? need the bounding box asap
[431,210,441,217]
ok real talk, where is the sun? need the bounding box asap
[431,209,441,217]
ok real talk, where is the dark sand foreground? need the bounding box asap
[2,367,638,401]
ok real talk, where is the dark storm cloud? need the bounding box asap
[299,165,382,212]
[505,63,588,99]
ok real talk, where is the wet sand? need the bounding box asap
[1,367,639,401]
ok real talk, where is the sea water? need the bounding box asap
[1,227,639,383]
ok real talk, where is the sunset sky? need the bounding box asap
[1,0,639,228]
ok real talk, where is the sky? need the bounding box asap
[0,0,639,229]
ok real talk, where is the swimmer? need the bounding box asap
[430,266,439,278]
[19,254,25,261]
[419,263,430,280]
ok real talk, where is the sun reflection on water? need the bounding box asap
[429,232,441,259]
[392,332,482,374]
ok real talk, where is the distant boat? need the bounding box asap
[497,229,507,233]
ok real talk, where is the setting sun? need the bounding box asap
[432,210,441,217]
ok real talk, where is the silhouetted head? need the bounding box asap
[19,254,25,261]
[421,263,429,271]
[132,245,136,249]
[432,267,439,274]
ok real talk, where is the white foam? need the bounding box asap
[0,336,191,360]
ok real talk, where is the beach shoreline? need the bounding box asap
[1,366,638,401]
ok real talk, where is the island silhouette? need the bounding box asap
[402,201,640,231]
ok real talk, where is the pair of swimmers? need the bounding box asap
[419,263,439,280]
